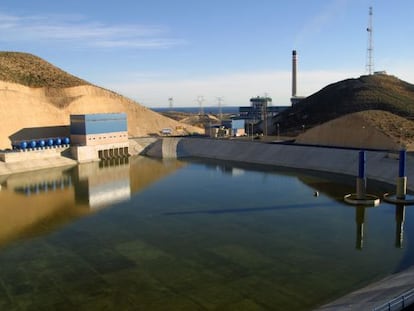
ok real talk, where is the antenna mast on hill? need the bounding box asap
[366,6,374,75]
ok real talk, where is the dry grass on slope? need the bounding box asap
[358,110,414,146]
[0,52,89,88]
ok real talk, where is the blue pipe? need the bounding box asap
[399,149,406,177]
[358,150,366,178]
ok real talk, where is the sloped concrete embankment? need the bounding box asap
[145,137,414,191]
[144,137,181,159]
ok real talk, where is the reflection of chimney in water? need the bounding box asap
[292,50,297,97]
[395,204,405,248]
[355,206,365,250]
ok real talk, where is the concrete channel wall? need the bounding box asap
[145,137,414,191]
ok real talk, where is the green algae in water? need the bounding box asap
[0,157,409,310]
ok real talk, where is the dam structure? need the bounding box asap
[70,113,129,163]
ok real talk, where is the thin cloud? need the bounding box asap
[294,0,350,47]
[0,11,185,49]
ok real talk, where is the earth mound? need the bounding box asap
[275,74,414,135]
[296,110,414,150]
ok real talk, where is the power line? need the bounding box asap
[196,95,205,115]
[216,96,223,121]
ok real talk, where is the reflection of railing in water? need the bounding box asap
[14,176,72,196]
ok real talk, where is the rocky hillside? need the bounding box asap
[0,52,203,149]
[275,74,414,134]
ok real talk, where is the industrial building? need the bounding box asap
[222,119,246,137]
[238,50,307,122]
[0,112,130,164]
[206,119,246,138]
[239,97,286,121]
[70,113,129,163]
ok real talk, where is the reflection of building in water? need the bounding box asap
[73,158,131,209]
[212,163,245,177]
[395,204,406,248]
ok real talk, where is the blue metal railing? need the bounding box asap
[373,288,414,311]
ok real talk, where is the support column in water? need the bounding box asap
[396,149,407,200]
[356,150,367,200]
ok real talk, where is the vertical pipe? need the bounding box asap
[397,149,407,199]
[358,150,366,178]
[292,50,297,97]
[399,149,406,177]
[356,150,367,200]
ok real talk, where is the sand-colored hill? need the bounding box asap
[0,52,203,149]
[0,82,203,149]
[296,110,414,150]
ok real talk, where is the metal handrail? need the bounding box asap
[373,288,414,311]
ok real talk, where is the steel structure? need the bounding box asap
[366,6,374,75]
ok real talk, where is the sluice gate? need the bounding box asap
[98,147,129,161]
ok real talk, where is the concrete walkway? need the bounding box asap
[0,156,76,177]
[314,266,414,310]
[0,137,157,178]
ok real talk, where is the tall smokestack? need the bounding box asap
[292,50,297,97]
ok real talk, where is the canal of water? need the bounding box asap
[0,156,412,310]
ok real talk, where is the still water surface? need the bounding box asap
[0,156,412,310]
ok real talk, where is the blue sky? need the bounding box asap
[0,0,413,107]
